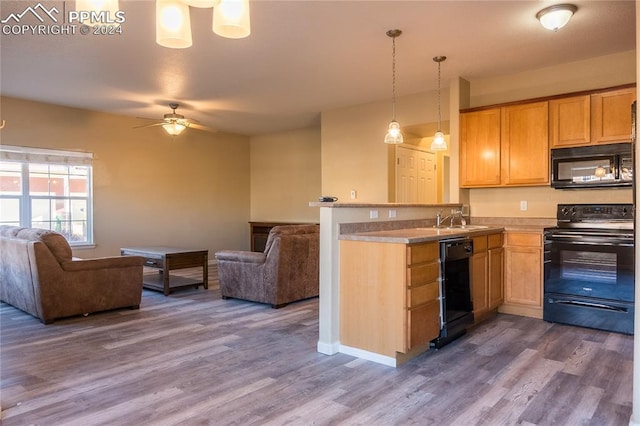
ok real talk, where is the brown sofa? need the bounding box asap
[215,224,319,308]
[0,225,145,324]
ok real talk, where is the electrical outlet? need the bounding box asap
[520,200,528,211]
[388,209,397,218]
[370,210,378,219]
[350,190,357,200]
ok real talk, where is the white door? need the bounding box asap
[396,146,437,203]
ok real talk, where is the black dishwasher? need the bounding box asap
[430,238,474,349]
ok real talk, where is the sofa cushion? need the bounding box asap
[14,228,73,263]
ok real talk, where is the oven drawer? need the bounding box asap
[544,293,634,335]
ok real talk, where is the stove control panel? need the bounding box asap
[557,203,633,222]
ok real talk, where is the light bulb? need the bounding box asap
[430,131,448,151]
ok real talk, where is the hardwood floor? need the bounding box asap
[0,264,633,425]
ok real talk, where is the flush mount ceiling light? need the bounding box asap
[536,4,577,31]
[384,29,403,145]
[430,56,448,152]
[155,0,251,48]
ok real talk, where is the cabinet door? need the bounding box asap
[460,109,501,187]
[408,300,440,350]
[591,87,636,144]
[501,102,549,186]
[488,247,504,309]
[504,246,542,307]
[471,251,489,317]
[549,95,591,148]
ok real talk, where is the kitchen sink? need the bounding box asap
[431,225,489,230]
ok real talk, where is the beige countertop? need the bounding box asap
[338,226,505,244]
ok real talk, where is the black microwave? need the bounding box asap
[550,142,633,189]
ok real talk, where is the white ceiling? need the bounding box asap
[0,0,636,136]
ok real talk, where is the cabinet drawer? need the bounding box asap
[473,236,488,253]
[488,233,504,248]
[407,262,439,287]
[407,242,439,265]
[506,232,541,247]
[408,281,439,308]
[407,300,440,350]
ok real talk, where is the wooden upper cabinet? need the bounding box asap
[501,102,549,186]
[591,87,636,144]
[460,108,501,187]
[549,95,591,148]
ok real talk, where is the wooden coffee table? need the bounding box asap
[120,246,208,296]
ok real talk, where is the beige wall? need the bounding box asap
[1,96,251,257]
[321,90,449,203]
[250,127,321,223]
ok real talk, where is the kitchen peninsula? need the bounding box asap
[311,202,552,367]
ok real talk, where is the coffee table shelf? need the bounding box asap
[120,246,208,296]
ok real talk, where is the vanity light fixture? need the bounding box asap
[536,4,577,31]
[384,29,403,145]
[430,55,448,151]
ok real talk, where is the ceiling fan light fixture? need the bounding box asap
[75,0,120,23]
[162,122,187,136]
[156,0,193,48]
[536,4,577,31]
[213,0,251,39]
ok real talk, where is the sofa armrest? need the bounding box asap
[215,250,266,264]
[60,256,145,272]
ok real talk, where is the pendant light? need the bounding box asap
[156,0,193,49]
[431,56,448,151]
[213,0,251,39]
[384,29,403,145]
[75,0,119,23]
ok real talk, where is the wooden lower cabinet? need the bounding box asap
[339,239,440,364]
[500,230,543,319]
[471,232,504,321]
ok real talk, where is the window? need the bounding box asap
[0,145,93,246]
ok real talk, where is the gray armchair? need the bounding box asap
[215,224,319,308]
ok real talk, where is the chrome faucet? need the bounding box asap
[436,208,466,227]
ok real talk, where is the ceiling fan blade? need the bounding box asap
[133,122,165,129]
[188,122,217,133]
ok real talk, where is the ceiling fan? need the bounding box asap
[135,103,216,136]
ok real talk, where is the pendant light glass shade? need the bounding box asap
[384,29,403,145]
[385,121,403,144]
[183,0,218,7]
[536,4,577,31]
[163,122,187,136]
[156,0,193,49]
[430,56,448,151]
[75,0,119,23]
[213,0,251,39]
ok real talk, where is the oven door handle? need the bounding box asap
[545,235,634,247]
[548,299,629,313]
